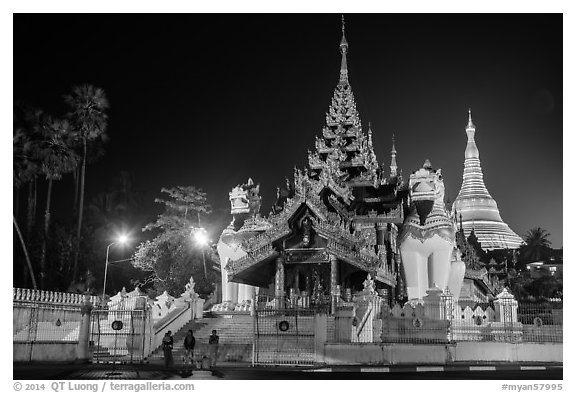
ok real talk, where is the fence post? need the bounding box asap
[314,311,327,364]
[494,288,518,323]
[76,293,93,363]
[440,287,454,342]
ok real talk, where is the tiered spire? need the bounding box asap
[452,109,524,250]
[308,16,379,187]
[339,15,349,85]
[390,134,398,177]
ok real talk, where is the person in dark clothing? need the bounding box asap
[162,331,174,368]
[208,329,219,367]
[183,330,196,368]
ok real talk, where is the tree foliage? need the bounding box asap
[132,186,217,297]
[518,227,553,266]
[65,84,110,282]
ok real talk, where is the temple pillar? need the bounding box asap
[275,256,285,308]
[238,284,255,304]
[305,267,312,295]
[376,223,386,251]
[294,267,300,292]
[330,255,339,314]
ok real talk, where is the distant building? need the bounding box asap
[525,249,563,279]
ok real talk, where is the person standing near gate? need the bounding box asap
[208,329,219,368]
[162,331,174,368]
[183,330,196,368]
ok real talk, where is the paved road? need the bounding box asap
[13,363,562,381]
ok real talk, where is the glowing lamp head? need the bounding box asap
[194,229,209,246]
[118,235,128,244]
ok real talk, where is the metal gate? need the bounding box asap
[253,307,317,366]
[90,308,148,363]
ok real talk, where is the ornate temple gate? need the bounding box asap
[253,306,318,366]
[90,308,148,363]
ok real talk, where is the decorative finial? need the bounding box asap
[467,108,475,130]
[423,159,432,169]
[390,133,398,177]
[339,15,349,84]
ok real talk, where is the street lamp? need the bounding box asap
[102,235,128,305]
[192,227,209,279]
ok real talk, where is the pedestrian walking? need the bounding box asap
[208,329,219,368]
[183,329,196,368]
[162,330,174,368]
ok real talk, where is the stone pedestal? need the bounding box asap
[423,286,443,320]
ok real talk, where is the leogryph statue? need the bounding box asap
[398,160,465,301]
[216,178,270,310]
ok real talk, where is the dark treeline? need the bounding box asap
[13,86,220,300]
[13,86,150,294]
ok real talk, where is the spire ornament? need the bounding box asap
[390,133,398,177]
[339,15,349,85]
[466,108,475,130]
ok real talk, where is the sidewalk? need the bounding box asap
[13,361,563,380]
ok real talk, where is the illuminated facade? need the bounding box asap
[452,111,524,250]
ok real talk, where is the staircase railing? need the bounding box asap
[149,302,192,357]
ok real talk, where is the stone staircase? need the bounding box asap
[147,312,254,364]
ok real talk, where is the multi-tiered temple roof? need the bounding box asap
[452,110,524,250]
[224,18,406,292]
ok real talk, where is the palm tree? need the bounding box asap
[13,128,39,289]
[519,227,553,265]
[36,115,79,289]
[64,85,109,282]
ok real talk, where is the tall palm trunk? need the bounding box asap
[39,178,53,290]
[24,180,37,287]
[26,180,37,239]
[14,215,38,290]
[73,166,79,216]
[14,188,19,218]
[72,138,87,282]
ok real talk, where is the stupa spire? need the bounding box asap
[339,15,349,85]
[467,108,475,130]
[453,110,524,250]
[465,108,479,159]
[390,134,398,177]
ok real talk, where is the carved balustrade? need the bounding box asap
[13,288,99,305]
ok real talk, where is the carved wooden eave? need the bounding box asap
[225,248,279,279]
[375,268,397,287]
[325,239,380,275]
[312,218,363,249]
[327,194,354,222]
[231,195,331,276]
[351,205,404,225]
[236,216,273,233]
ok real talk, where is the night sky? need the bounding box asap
[13,14,563,248]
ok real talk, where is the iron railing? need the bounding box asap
[253,307,320,366]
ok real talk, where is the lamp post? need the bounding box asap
[102,235,128,305]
